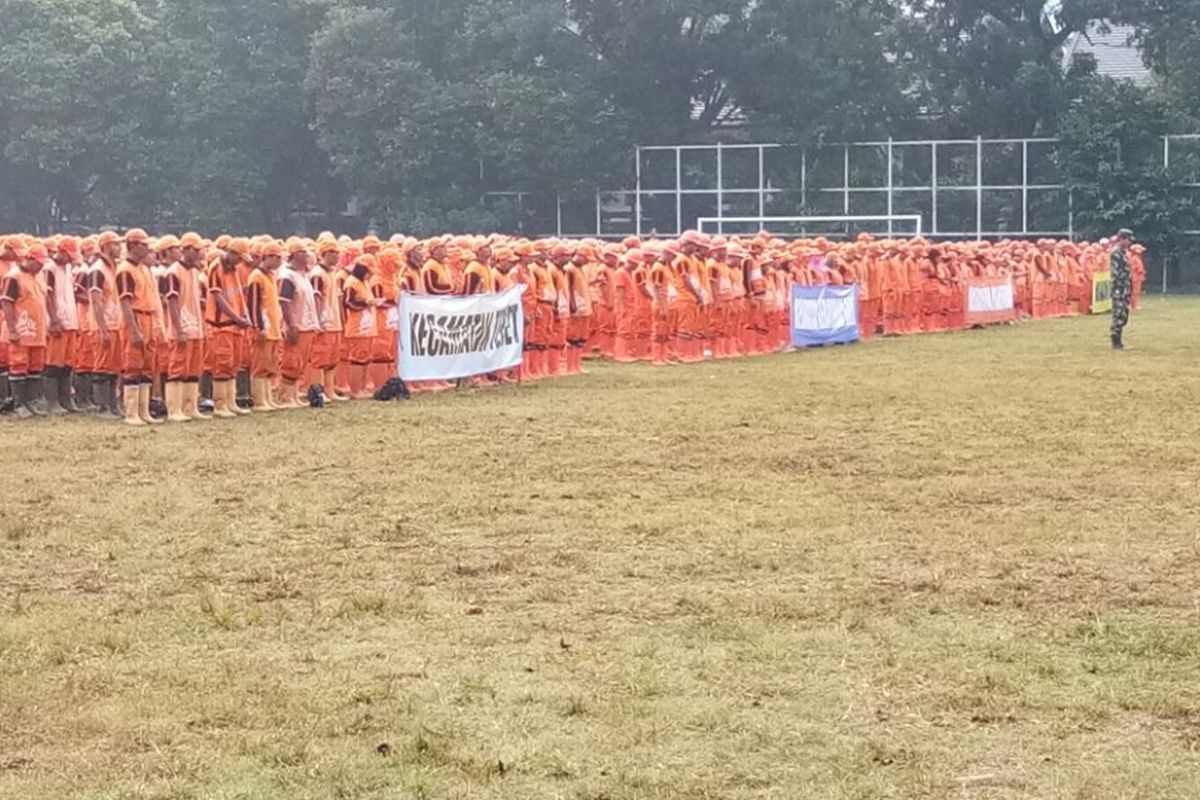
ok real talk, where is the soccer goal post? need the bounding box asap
[695,215,924,239]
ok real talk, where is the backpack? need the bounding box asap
[373,378,411,401]
[307,384,327,408]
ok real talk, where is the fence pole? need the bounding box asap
[717,142,724,236]
[635,147,642,238]
[887,138,894,237]
[675,147,682,235]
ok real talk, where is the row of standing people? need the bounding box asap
[0,230,1144,422]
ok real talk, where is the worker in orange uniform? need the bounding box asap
[742,246,768,354]
[680,232,712,358]
[588,244,617,359]
[648,246,680,366]
[545,244,571,376]
[342,254,380,399]
[564,248,593,375]
[86,231,125,419]
[245,241,285,412]
[43,236,82,413]
[632,246,655,361]
[308,238,348,402]
[205,239,253,418]
[612,248,639,363]
[277,240,321,407]
[71,236,98,412]
[1,242,51,418]
[668,241,706,363]
[1130,244,1146,310]
[418,239,456,391]
[488,246,521,383]
[463,246,498,386]
[113,229,161,425]
[369,246,403,390]
[162,232,209,422]
[510,243,544,381]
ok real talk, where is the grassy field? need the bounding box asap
[3,298,1200,800]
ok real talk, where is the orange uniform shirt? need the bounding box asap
[1,267,49,347]
[421,259,453,295]
[246,268,283,341]
[342,274,377,339]
[565,263,592,317]
[164,263,206,341]
[114,259,157,336]
[205,263,247,329]
[464,260,495,294]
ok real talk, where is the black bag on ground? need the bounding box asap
[374,378,410,401]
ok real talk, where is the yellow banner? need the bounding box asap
[1092,271,1112,314]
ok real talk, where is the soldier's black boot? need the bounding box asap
[1111,333,1124,350]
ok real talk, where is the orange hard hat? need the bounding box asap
[226,238,253,258]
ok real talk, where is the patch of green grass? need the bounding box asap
[3,298,1200,798]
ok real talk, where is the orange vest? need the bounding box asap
[2,266,48,347]
[746,259,767,296]
[512,264,539,318]
[550,264,569,318]
[115,258,156,325]
[342,274,377,339]
[464,260,495,294]
[165,263,205,340]
[89,258,120,332]
[421,259,453,295]
[205,263,247,328]
[614,267,636,312]
[246,268,283,340]
[491,266,514,291]
[565,263,592,317]
[670,255,699,307]
[308,265,343,333]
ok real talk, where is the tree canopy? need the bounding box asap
[0,0,1193,236]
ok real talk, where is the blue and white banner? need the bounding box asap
[399,285,526,381]
[791,284,860,347]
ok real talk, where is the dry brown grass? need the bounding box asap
[3,298,1200,799]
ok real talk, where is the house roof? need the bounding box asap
[1063,23,1154,86]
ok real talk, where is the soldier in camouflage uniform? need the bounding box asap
[1110,229,1134,350]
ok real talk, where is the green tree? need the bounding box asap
[139,0,335,232]
[1056,78,1195,280]
[903,0,1114,137]
[0,0,154,230]
[729,0,916,142]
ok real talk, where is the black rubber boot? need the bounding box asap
[27,374,49,416]
[236,370,252,409]
[12,378,33,420]
[1111,333,1124,350]
[43,367,68,416]
[0,372,11,414]
[94,375,122,420]
[74,372,98,412]
[59,369,81,413]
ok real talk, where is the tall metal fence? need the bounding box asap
[487,135,1200,241]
